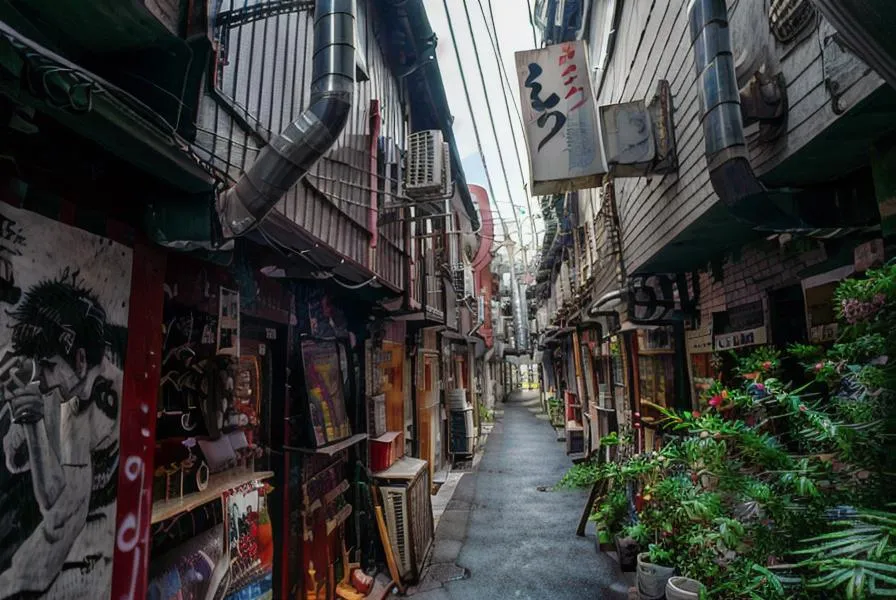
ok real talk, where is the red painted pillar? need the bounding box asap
[110,239,167,600]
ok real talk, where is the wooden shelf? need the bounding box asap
[326,503,353,534]
[324,479,350,505]
[152,470,274,524]
[283,433,368,456]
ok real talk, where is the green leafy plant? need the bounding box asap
[555,459,602,490]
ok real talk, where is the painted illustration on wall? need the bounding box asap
[0,204,132,599]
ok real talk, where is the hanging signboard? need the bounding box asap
[515,41,607,195]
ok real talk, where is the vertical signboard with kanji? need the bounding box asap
[515,41,606,195]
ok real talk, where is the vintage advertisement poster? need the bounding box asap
[300,340,351,447]
[0,203,132,599]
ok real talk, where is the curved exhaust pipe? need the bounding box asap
[217,0,356,237]
[689,0,875,234]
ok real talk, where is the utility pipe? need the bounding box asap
[217,0,355,237]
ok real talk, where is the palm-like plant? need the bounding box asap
[793,508,896,598]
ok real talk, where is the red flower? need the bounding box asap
[815,362,825,372]
[709,395,722,408]
[691,410,701,419]
[762,361,773,371]
[799,404,807,412]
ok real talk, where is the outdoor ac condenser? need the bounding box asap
[375,456,434,583]
[405,130,451,199]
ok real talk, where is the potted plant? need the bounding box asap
[665,576,703,600]
[636,544,675,599]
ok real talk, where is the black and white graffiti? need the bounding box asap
[0,203,131,600]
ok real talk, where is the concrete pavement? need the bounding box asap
[408,390,622,600]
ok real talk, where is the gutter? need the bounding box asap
[216,0,355,238]
[689,0,877,233]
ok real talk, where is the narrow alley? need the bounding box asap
[408,390,619,600]
[2,1,896,599]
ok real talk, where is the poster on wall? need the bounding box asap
[0,203,132,599]
[301,340,352,447]
[218,286,240,356]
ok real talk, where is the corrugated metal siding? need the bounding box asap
[194,0,406,290]
[592,0,883,276]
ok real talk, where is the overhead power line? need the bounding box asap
[439,0,511,248]
[458,0,529,271]
[479,0,540,254]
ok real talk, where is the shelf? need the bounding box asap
[283,433,369,456]
[324,479,350,505]
[326,503,353,534]
[152,470,274,524]
[566,422,584,432]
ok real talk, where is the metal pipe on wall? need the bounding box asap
[217,0,356,237]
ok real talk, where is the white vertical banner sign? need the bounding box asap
[515,41,607,195]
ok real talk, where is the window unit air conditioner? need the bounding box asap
[375,457,434,584]
[405,130,452,199]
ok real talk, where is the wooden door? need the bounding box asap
[417,354,439,485]
[382,341,405,432]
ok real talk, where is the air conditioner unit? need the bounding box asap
[452,263,474,301]
[375,457,434,584]
[405,130,450,199]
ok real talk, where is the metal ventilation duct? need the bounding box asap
[217,0,355,237]
[689,0,877,233]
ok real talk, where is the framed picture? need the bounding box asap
[300,339,352,447]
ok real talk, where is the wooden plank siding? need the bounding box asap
[194,0,407,290]
[587,0,885,277]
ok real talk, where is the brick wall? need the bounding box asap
[686,240,829,352]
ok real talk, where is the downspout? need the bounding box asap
[368,99,381,268]
[217,0,355,238]
[689,0,874,232]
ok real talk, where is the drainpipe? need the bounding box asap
[217,0,355,238]
[368,100,381,268]
[689,0,874,232]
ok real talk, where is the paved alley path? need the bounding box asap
[411,390,619,600]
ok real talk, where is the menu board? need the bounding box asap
[301,340,352,447]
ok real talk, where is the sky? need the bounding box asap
[422,0,544,268]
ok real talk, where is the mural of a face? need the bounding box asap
[0,204,131,600]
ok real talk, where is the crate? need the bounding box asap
[370,431,404,473]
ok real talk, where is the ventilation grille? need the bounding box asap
[381,487,412,577]
[405,130,450,198]
[378,463,433,584]
[769,0,816,43]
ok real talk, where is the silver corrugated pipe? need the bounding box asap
[689,0,880,235]
[689,0,765,209]
[519,283,530,352]
[217,0,355,237]
[512,280,530,351]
